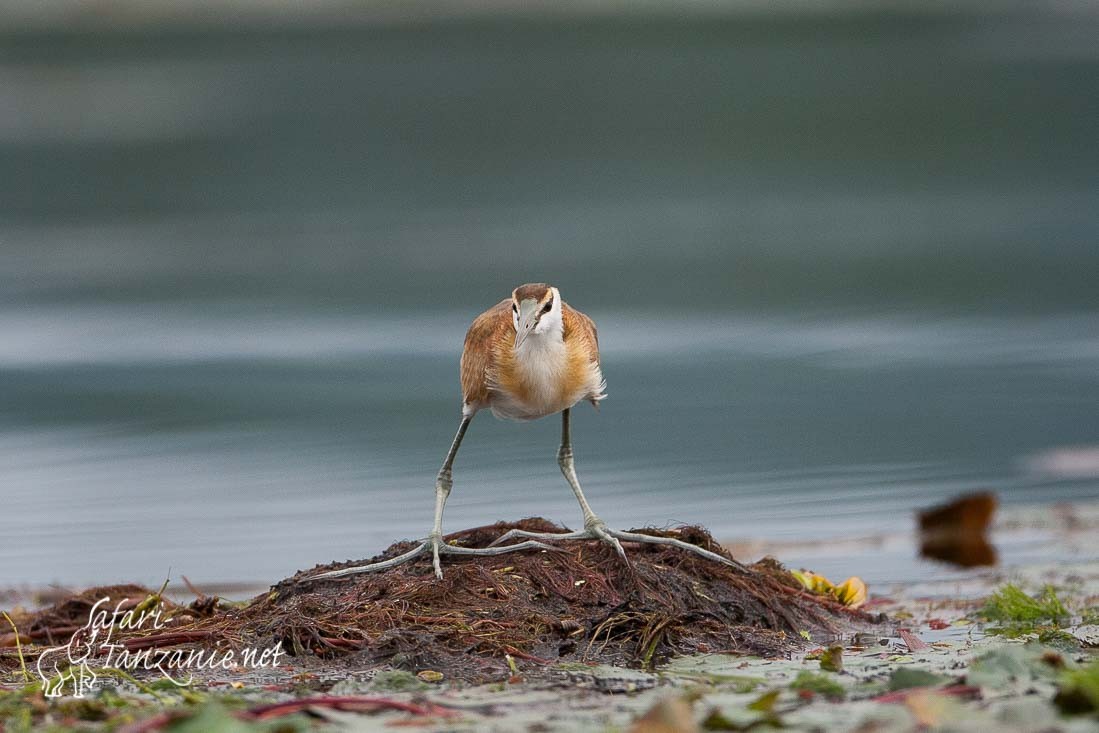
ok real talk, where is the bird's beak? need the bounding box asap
[514,299,539,349]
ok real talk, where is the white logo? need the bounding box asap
[37,596,285,697]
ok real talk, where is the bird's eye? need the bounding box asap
[541,299,553,314]
[512,304,518,314]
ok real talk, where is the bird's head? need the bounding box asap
[511,283,561,349]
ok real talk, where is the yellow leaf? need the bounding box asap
[791,570,834,595]
[747,689,780,713]
[904,689,961,727]
[833,577,868,608]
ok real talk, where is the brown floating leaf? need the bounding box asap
[629,695,697,733]
[918,492,998,568]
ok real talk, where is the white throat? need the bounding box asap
[514,310,564,364]
[508,290,567,418]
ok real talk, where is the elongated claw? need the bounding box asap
[590,523,630,567]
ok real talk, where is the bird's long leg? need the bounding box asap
[429,416,472,578]
[556,409,628,562]
[489,409,625,562]
[306,415,563,582]
[558,408,601,528]
[488,410,750,574]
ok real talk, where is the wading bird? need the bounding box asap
[315,283,738,580]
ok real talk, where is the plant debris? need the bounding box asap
[2,519,883,686]
[255,519,883,681]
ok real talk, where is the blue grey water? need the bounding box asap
[1,9,1098,587]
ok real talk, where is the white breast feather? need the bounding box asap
[491,335,568,420]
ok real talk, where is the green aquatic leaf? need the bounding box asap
[790,671,845,700]
[967,645,1061,692]
[819,645,843,673]
[888,667,951,691]
[1054,659,1099,715]
[747,689,780,713]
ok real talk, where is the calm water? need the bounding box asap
[2,10,1098,586]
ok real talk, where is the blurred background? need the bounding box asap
[2,2,1097,588]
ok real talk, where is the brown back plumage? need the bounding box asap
[562,303,600,366]
[460,298,512,407]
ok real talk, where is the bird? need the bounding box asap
[312,283,740,581]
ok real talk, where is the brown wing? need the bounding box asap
[460,299,512,406]
[562,302,600,365]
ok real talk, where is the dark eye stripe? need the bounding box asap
[541,299,553,313]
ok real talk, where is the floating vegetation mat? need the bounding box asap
[3,519,885,685]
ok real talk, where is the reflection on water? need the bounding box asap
[1,10,1098,585]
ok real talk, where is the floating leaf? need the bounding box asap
[904,689,962,728]
[747,689,780,713]
[1054,659,1099,715]
[967,646,1061,692]
[790,570,832,595]
[789,671,845,700]
[819,646,843,673]
[631,695,695,733]
[791,570,868,608]
[833,577,867,609]
[888,667,950,691]
[417,670,444,683]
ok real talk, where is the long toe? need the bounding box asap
[590,524,630,565]
[488,528,588,547]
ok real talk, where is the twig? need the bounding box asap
[180,575,205,598]
[121,631,214,651]
[502,646,551,665]
[1,611,30,683]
